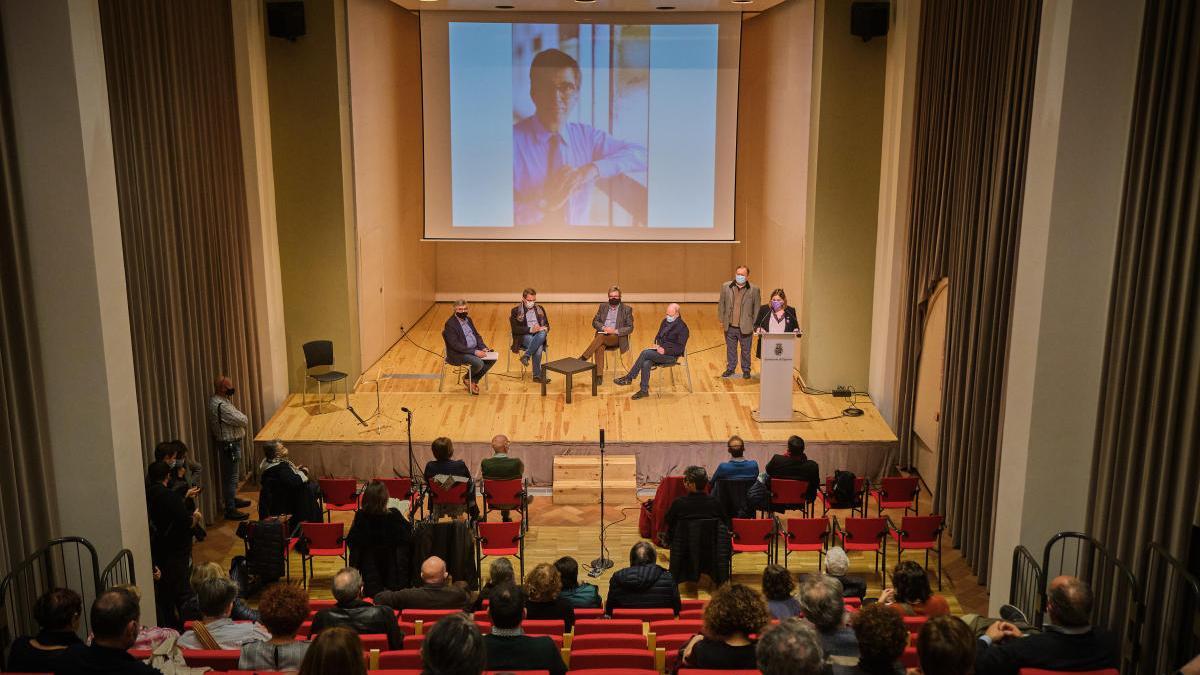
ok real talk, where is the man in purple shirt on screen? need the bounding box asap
[514,48,647,227]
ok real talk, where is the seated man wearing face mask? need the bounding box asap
[614,303,689,400]
[579,286,634,383]
[443,300,494,395]
[509,288,550,384]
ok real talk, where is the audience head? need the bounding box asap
[703,583,770,640]
[331,567,364,605]
[299,627,366,675]
[892,560,933,604]
[726,435,745,458]
[111,585,142,603]
[171,440,190,460]
[431,437,454,462]
[760,564,795,602]
[422,612,485,675]
[189,561,229,593]
[487,557,514,587]
[798,574,846,632]
[360,480,389,515]
[486,582,524,630]
[852,603,909,665]
[525,563,562,603]
[756,617,824,675]
[90,588,141,648]
[490,434,510,454]
[263,439,287,461]
[786,435,806,457]
[196,577,239,620]
[682,465,709,493]
[629,541,657,567]
[146,460,172,487]
[421,556,450,586]
[214,375,235,397]
[1047,575,1093,628]
[153,441,177,464]
[258,583,310,639]
[33,588,83,632]
[554,556,582,590]
[825,546,850,576]
[917,615,976,675]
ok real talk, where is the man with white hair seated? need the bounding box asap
[613,303,690,400]
[311,567,404,650]
[823,547,867,600]
[756,618,826,675]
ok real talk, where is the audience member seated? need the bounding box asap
[711,435,760,482]
[974,576,1118,675]
[765,434,820,503]
[375,556,475,611]
[664,466,728,541]
[832,603,908,675]
[756,618,826,675]
[54,588,158,675]
[6,588,83,673]
[474,557,517,611]
[762,564,801,620]
[523,563,576,631]
[605,541,682,615]
[107,585,179,651]
[257,440,323,526]
[824,547,868,600]
[555,556,601,609]
[239,583,310,671]
[799,575,859,661]
[179,562,259,623]
[347,480,412,597]
[146,460,199,630]
[421,613,486,675]
[918,616,976,675]
[482,583,567,675]
[480,434,527,522]
[298,627,366,675]
[678,583,769,670]
[311,568,403,650]
[423,437,475,518]
[880,560,950,617]
[178,577,269,649]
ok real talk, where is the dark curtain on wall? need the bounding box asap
[894,0,1042,583]
[0,23,59,576]
[98,0,263,520]
[1088,0,1200,574]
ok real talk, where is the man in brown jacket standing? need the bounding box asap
[717,265,761,379]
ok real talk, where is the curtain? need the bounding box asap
[1088,0,1200,572]
[0,19,59,577]
[894,0,1042,583]
[98,0,263,520]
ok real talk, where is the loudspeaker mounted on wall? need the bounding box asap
[850,1,889,42]
[266,0,306,41]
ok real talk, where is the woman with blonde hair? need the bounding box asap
[523,563,575,631]
[179,561,258,623]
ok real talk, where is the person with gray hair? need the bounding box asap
[178,578,269,649]
[824,546,868,599]
[474,557,517,611]
[311,568,404,650]
[798,574,859,660]
[613,302,690,399]
[443,299,493,394]
[756,617,826,675]
[664,466,728,541]
[258,439,322,525]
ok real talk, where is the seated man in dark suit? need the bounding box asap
[442,300,493,395]
[481,583,567,675]
[765,434,821,504]
[374,556,475,612]
[54,589,159,675]
[311,568,404,650]
[975,576,1119,675]
[614,302,690,400]
[605,541,682,615]
[664,466,728,542]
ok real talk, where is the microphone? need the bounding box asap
[599,428,605,446]
[347,406,367,427]
[401,407,412,414]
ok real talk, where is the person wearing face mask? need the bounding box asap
[717,265,761,380]
[754,288,802,359]
[509,288,550,383]
[443,300,494,395]
[614,303,689,400]
[208,375,251,521]
[580,286,634,382]
[258,440,323,527]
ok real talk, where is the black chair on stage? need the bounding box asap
[302,340,348,412]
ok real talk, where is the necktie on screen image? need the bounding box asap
[545,134,566,226]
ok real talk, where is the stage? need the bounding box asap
[256,303,897,485]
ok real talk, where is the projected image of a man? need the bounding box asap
[513,49,647,227]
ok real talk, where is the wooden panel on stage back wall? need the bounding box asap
[553,455,637,504]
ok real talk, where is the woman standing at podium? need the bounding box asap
[753,288,801,359]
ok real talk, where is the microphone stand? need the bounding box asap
[402,407,422,519]
[589,428,613,576]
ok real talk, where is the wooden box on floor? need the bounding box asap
[552,455,637,504]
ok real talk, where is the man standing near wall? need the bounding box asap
[718,265,760,379]
[208,375,251,521]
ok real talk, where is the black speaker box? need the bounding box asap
[850,1,889,42]
[267,1,306,41]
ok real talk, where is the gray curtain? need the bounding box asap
[894,0,1042,583]
[0,20,60,576]
[98,0,263,520]
[1088,0,1200,574]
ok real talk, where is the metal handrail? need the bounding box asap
[100,549,137,589]
[1009,545,1042,622]
[1139,542,1199,674]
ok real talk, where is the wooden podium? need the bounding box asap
[754,333,799,422]
[552,455,637,504]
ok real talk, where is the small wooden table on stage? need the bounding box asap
[541,357,598,403]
